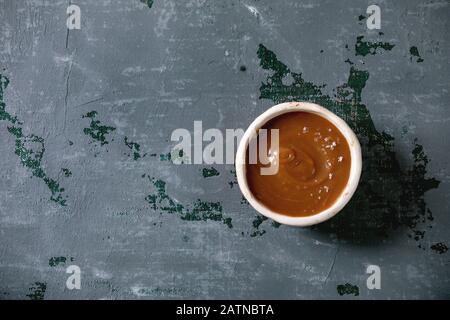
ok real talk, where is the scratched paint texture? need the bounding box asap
[0,0,449,299]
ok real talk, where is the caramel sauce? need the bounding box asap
[246,112,351,217]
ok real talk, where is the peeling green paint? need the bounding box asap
[229,169,238,188]
[124,137,145,160]
[159,149,187,163]
[140,0,154,9]
[144,176,232,228]
[240,196,249,205]
[26,282,46,300]
[250,215,268,237]
[430,242,448,254]
[82,111,116,145]
[337,283,359,296]
[159,152,171,161]
[410,46,424,63]
[202,167,219,178]
[248,214,280,237]
[355,36,395,56]
[257,41,439,243]
[0,74,67,206]
[185,200,232,228]
[49,256,74,267]
[272,221,281,228]
[49,256,66,266]
[0,76,18,124]
[61,168,72,177]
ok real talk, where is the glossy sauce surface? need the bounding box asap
[246,112,351,217]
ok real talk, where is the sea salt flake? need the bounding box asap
[330,141,337,150]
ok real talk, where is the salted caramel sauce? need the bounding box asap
[246,111,351,217]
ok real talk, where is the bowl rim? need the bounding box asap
[235,101,362,227]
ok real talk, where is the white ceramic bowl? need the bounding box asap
[235,102,362,227]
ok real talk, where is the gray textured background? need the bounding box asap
[0,0,449,299]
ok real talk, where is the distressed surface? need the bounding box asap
[0,0,449,299]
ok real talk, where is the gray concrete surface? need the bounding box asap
[0,0,449,299]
